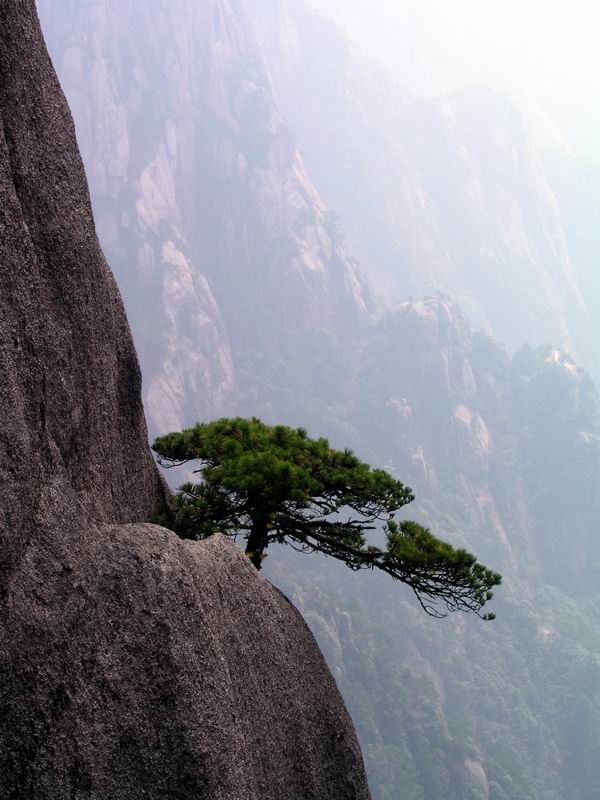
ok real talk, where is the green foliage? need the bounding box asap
[153,417,500,618]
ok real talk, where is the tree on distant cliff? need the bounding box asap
[153,417,501,619]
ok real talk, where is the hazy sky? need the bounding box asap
[312,0,600,156]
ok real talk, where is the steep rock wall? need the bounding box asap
[0,3,371,797]
[0,0,164,567]
[38,0,370,437]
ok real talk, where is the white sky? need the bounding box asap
[312,0,600,156]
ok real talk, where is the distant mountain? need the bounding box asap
[248,0,600,379]
[274,297,600,800]
[307,0,600,160]
[39,0,368,438]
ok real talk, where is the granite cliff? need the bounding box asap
[0,2,371,797]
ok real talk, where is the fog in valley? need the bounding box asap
[37,1,600,798]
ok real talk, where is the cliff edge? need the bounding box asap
[0,2,371,797]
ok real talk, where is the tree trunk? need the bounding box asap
[245,516,269,571]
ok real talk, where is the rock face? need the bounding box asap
[38,0,369,437]
[3,526,371,799]
[0,0,164,566]
[0,3,371,797]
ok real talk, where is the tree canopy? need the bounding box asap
[153,417,501,619]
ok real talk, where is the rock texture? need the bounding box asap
[0,0,164,566]
[0,2,371,797]
[4,527,370,799]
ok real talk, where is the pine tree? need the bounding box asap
[153,417,500,619]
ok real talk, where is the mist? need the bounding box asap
[310,0,600,156]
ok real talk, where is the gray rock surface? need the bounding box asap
[3,527,371,799]
[0,0,165,564]
[0,2,371,797]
